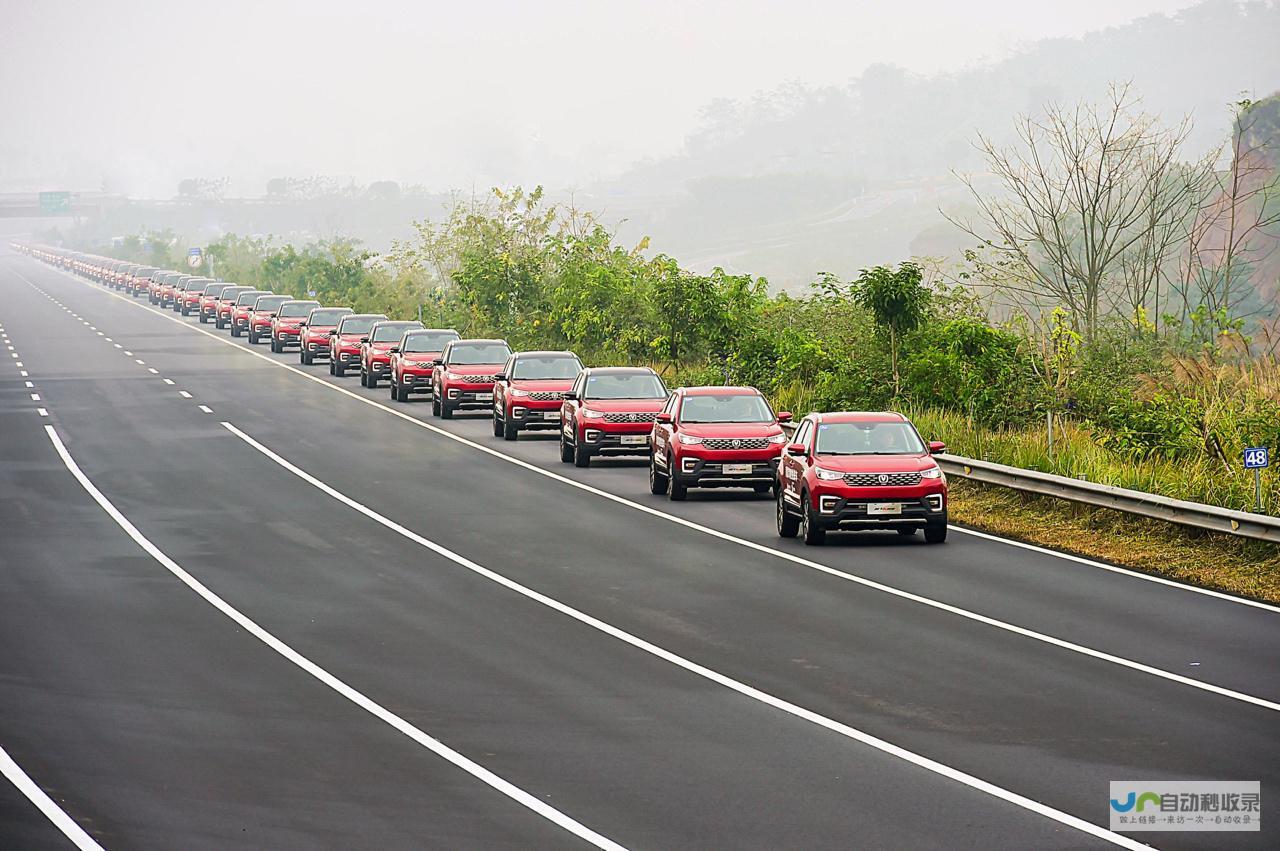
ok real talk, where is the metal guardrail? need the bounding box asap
[937,454,1280,544]
[778,421,1279,543]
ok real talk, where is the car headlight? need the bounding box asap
[768,433,788,444]
[580,408,607,419]
[509,387,530,397]
[921,466,944,479]
[816,467,845,480]
[677,433,704,445]
[444,371,461,381]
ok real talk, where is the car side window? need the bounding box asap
[664,393,680,421]
[572,373,585,398]
[503,356,516,378]
[794,420,812,448]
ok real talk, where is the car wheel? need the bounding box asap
[559,431,574,463]
[492,410,503,437]
[441,400,454,419]
[301,350,312,365]
[667,454,687,501]
[432,393,441,417]
[776,490,799,538]
[334,361,346,377]
[359,369,368,387]
[924,521,948,544]
[648,452,668,494]
[503,416,519,441]
[801,493,825,545]
[198,314,208,324]
[367,371,379,388]
[573,439,591,468]
[230,325,241,337]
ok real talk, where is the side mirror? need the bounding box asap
[928,441,947,455]
[269,313,277,318]
[562,391,577,400]
[786,443,808,457]
[389,346,400,353]
[656,412,674,424]
[493,373,507,382]
[328,329,338,336]
[432,358,444,366]
[298,322,307,328]
[359,336,370,344]
[777,411,793,423]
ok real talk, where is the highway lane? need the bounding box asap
[6,249,1280,849]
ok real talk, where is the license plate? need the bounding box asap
[620,434,647,446]
[723,463,753,475]
[867,503,902,515]
[542,411,560,420]
[474,393,493,401]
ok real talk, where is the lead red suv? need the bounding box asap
[360,320,423,387]
[559,367,669,467]
[431,339,512,419]
[491,350,583,440]
[776,412,948,545]
[329,314,387,376]
[299,306,353,365]
[648,386,791,501]
[388,329,459,401]
[269,299,321,352]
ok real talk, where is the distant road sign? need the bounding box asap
[1244,447,1269,469]
[187,247,203,268]
[39,191,71,215]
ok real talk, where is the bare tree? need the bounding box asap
[949,83,1206,340]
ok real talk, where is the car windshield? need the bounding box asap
[254,296,290,312]
[220,289,248,301]
[402,332,458,352]
[236,292,267,306]
[585,373,667,399]
[279,301,319,318]
[203,284,226,295]
[338,316,382,336]
[308,309,350,325]
[448,343,511,365]
[512,356,582,380]
[680,394,773,424]
[814,421,925,455]
[373,323,420,342]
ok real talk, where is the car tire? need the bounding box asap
[492,410,503,437]
[432,393,441,416]
[359,369,368,387]
[230,325,241,337]
[667,454,687,501]
[441,400,454,419]
[301,350,312,365]
[573,440,591,468]
[924,521,948,544]
[199,314,208,324]
[503,417,518,441]
[776,491,799,538]
[559,432,574,463]
[800,493,825,545]
[648,452,668,494]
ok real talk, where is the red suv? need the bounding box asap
[177,278,214,315]
[492,351,583,440]
[299,306,353,365]
[776,412,948,545]
[431,339,512,419]
[648,386,791,501]
[329,314,387,376]
[156,273,189,307]
[198,282,236,322]
[388,329,459,402]
[229,290,271,337]
[559,367,669,467]
[246,294,293,344]
[360,320,424,387]
[128,267,158,297]
[269,299,320,352]
[213,286,253,329]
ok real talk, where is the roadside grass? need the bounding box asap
[949,479,1280,605]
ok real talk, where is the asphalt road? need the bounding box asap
[1,243,1278,850]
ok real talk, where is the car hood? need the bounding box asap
[579,398,666,413]
[810,453,937,473]
[444,364,503,375]
[368,342,398,352]
[337,333,366,342]
[510,378,574,391]
[678,422,783,439]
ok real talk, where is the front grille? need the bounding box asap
[604,411,657,424]
[842,471,922,487]
[461,374,495,383]
[528,391,564,401]
[702,436,771,450]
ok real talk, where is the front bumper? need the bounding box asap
[673,455,781,488]
[506,402,563,430]
[274,328,302,346]
[810,491,947,528]
[304,338,332,358]
[578,424,652,455]
[443,385,494,409]
[396,371,434,394]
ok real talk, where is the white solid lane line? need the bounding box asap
[0,744,103,851]
[41,424,626,851]
[222,420,1148,850]
[29,266,1280,706]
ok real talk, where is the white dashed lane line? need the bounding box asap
[178,391,192,399]
[198,405,214,414]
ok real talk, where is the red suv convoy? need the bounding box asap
[213,286,253,329]
[127,266,158,297]
[155,272,187,306]
[431,339,512,419]
[177,278,214,315]
[197,282,236,323]
[776,412,948,545]
[246,294,293,344]
[491,350,583,440]
[559,366,669,467]
[360,320,424,387]
[150,271,179,304]
[388,328,459,402]
[269,299,320,352]
[228,290,271,337]
[648,386,791,501]
[329,314,387,376]
[299,306,353,365]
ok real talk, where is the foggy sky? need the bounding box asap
[1,0,1204,197]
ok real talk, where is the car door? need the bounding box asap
[495,355,516,414]
[782,418,814,498]
[562,371,585,436]
[652,392,679,459]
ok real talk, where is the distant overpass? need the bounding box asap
[0,192,128,218]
